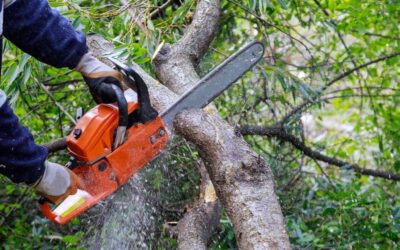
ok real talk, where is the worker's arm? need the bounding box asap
[0,90,47,185]
[0,0,126,205]
[0,0,113,203]
[3,0,87,68]
[0,90,83,204]
[4,0,125,103]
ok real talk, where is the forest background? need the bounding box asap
[1,0,400,249]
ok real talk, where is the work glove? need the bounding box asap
[74,53,124,104]
[34,161,84,205]
[75,53,129,149]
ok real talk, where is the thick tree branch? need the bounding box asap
[153,0,221,93]
[241,125,400,181]
[153,0,291,248]
[176,163,221,250]
[177,0,221,62]
[43,137,67,153]
[175,111,290,249]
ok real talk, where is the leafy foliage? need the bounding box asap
[1,0,400,249]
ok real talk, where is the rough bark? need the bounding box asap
[153,0,221,93]
[152,0,291,248]
[43,137,67,153]
[176,163,221,250]
[175,111,290,249]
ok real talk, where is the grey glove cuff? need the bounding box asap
[74,53,114,75]
[5,0,17,8]
[0,90,6,108]
[34,161,71,196]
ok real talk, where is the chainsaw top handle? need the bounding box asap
[109,58,158,125]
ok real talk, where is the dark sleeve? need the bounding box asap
[3,0,88,69]
[0,101,47,184]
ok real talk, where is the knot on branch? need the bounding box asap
[153,43,173,64]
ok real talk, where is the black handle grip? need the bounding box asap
[109,59,158,125]
[84,74,129,129]
[122,67,158,123]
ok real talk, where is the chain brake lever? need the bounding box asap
[107,58,158,124]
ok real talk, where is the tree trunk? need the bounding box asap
[174,110,290,249]
[152,0,291,248]
[176,163,221,250]
[85,0,291,247]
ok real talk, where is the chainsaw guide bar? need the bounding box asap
[39,41,265,224]
[161,41,265,130]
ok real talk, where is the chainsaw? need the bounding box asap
[40,41,265,224]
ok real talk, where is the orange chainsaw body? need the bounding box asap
[41,93,168,224]
[40,41,265,224]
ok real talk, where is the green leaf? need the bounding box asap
[322,207,336,216]
[277,0,288,9]
[393,161,400,171]
[62,235,78,244]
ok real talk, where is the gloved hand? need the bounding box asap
[75,53,130,149]
[34,161,84,205]
[74,53,124,104]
